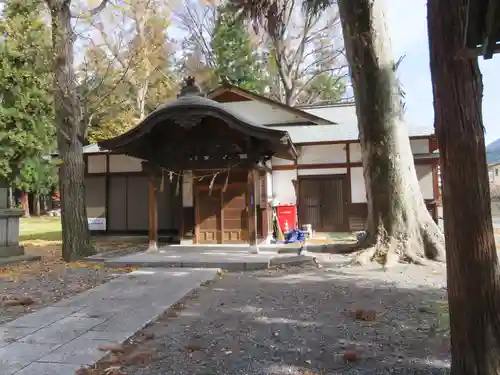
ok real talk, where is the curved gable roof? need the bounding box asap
[98,95,297,160]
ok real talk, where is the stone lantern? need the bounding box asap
[0,177,26,259]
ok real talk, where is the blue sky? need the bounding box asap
[387,0,499,145]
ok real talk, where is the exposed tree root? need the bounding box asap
[347,220,446,268]
[350,246,377,266]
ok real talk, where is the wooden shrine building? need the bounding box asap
[98,77,297,251]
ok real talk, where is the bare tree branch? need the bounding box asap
[70,0,111,19]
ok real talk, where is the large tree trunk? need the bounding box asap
[337,0,445,266]
[427,0,500,373]
[48,0,94,261]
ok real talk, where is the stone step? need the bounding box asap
[99,248,316,271]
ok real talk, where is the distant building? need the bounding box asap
[489,162,500,186]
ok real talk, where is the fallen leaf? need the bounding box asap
[343,351,359,362]
[125,350,154,365]
[348,309,377,322]
[106,353,123,365]
[1,296,35,307]
[142,332,155,341]
[98,344,126,353]
[104,365,127,375]
[75,367,98,375]
[165,310,178,318]
[185,340,205,352]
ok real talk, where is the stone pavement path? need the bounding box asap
[0,268,219,375]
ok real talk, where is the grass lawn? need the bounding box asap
[16,216,145,266]
[17,216,500,251]
[20,216,62,242]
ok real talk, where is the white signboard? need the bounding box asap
[88,218,106,231]
[182,170,193,207]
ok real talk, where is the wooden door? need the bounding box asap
[298,179,322,231]
[221,184,247,243]
[196,188,222,244]
[298,176,347,232]
[320,177,345,231]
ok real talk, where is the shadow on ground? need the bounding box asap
[120,259,450,375]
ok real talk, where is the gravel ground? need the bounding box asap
[117,254,450,375]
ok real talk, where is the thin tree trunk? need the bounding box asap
[427,0,500,373]
[48,0,94,261]
[20,192,30,217]
[8,188,13,209]
[34,193,41,216]
[42,195,47,214]
[337,0,445,266]
[136,81,149,120]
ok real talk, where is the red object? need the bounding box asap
[276,205,297,233]
[343,351,359,362]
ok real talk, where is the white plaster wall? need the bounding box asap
[490,166,500,185]
[219,101,303,124]
[182,170,193,207]
[351,139,429,163]
[410,139,429,154]
[350,142,362,162]
[351,167,366,203]
[109,154,143,173]
[350,165,434,202]
[416,165,434,200]
[87,155,107,173]
[255,174,261,205]
[272,169,297,205]
[266,171,273,201]
[271,156,294,166]
[298,144,346,164]
[298,168,347,176]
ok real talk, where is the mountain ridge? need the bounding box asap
[487,138,500,164]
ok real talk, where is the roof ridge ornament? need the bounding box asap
[177,76,204,98]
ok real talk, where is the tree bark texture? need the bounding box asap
[21,192,30,217]
[34,193,41,217]
[337,0,445,266]
[427,0,500,373]
[48,0,94,260]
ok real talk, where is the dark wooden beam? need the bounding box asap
[148,151,267,172]
[464,0,500,58]
[147,172,158,251]
[247,169,259,253]
[260,170,270,241]
[483,0,500,58]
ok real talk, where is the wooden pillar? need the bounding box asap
[260,170,272,243]
[261,171,268,241]
[247,168,259,253]
[147,170,158,252]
